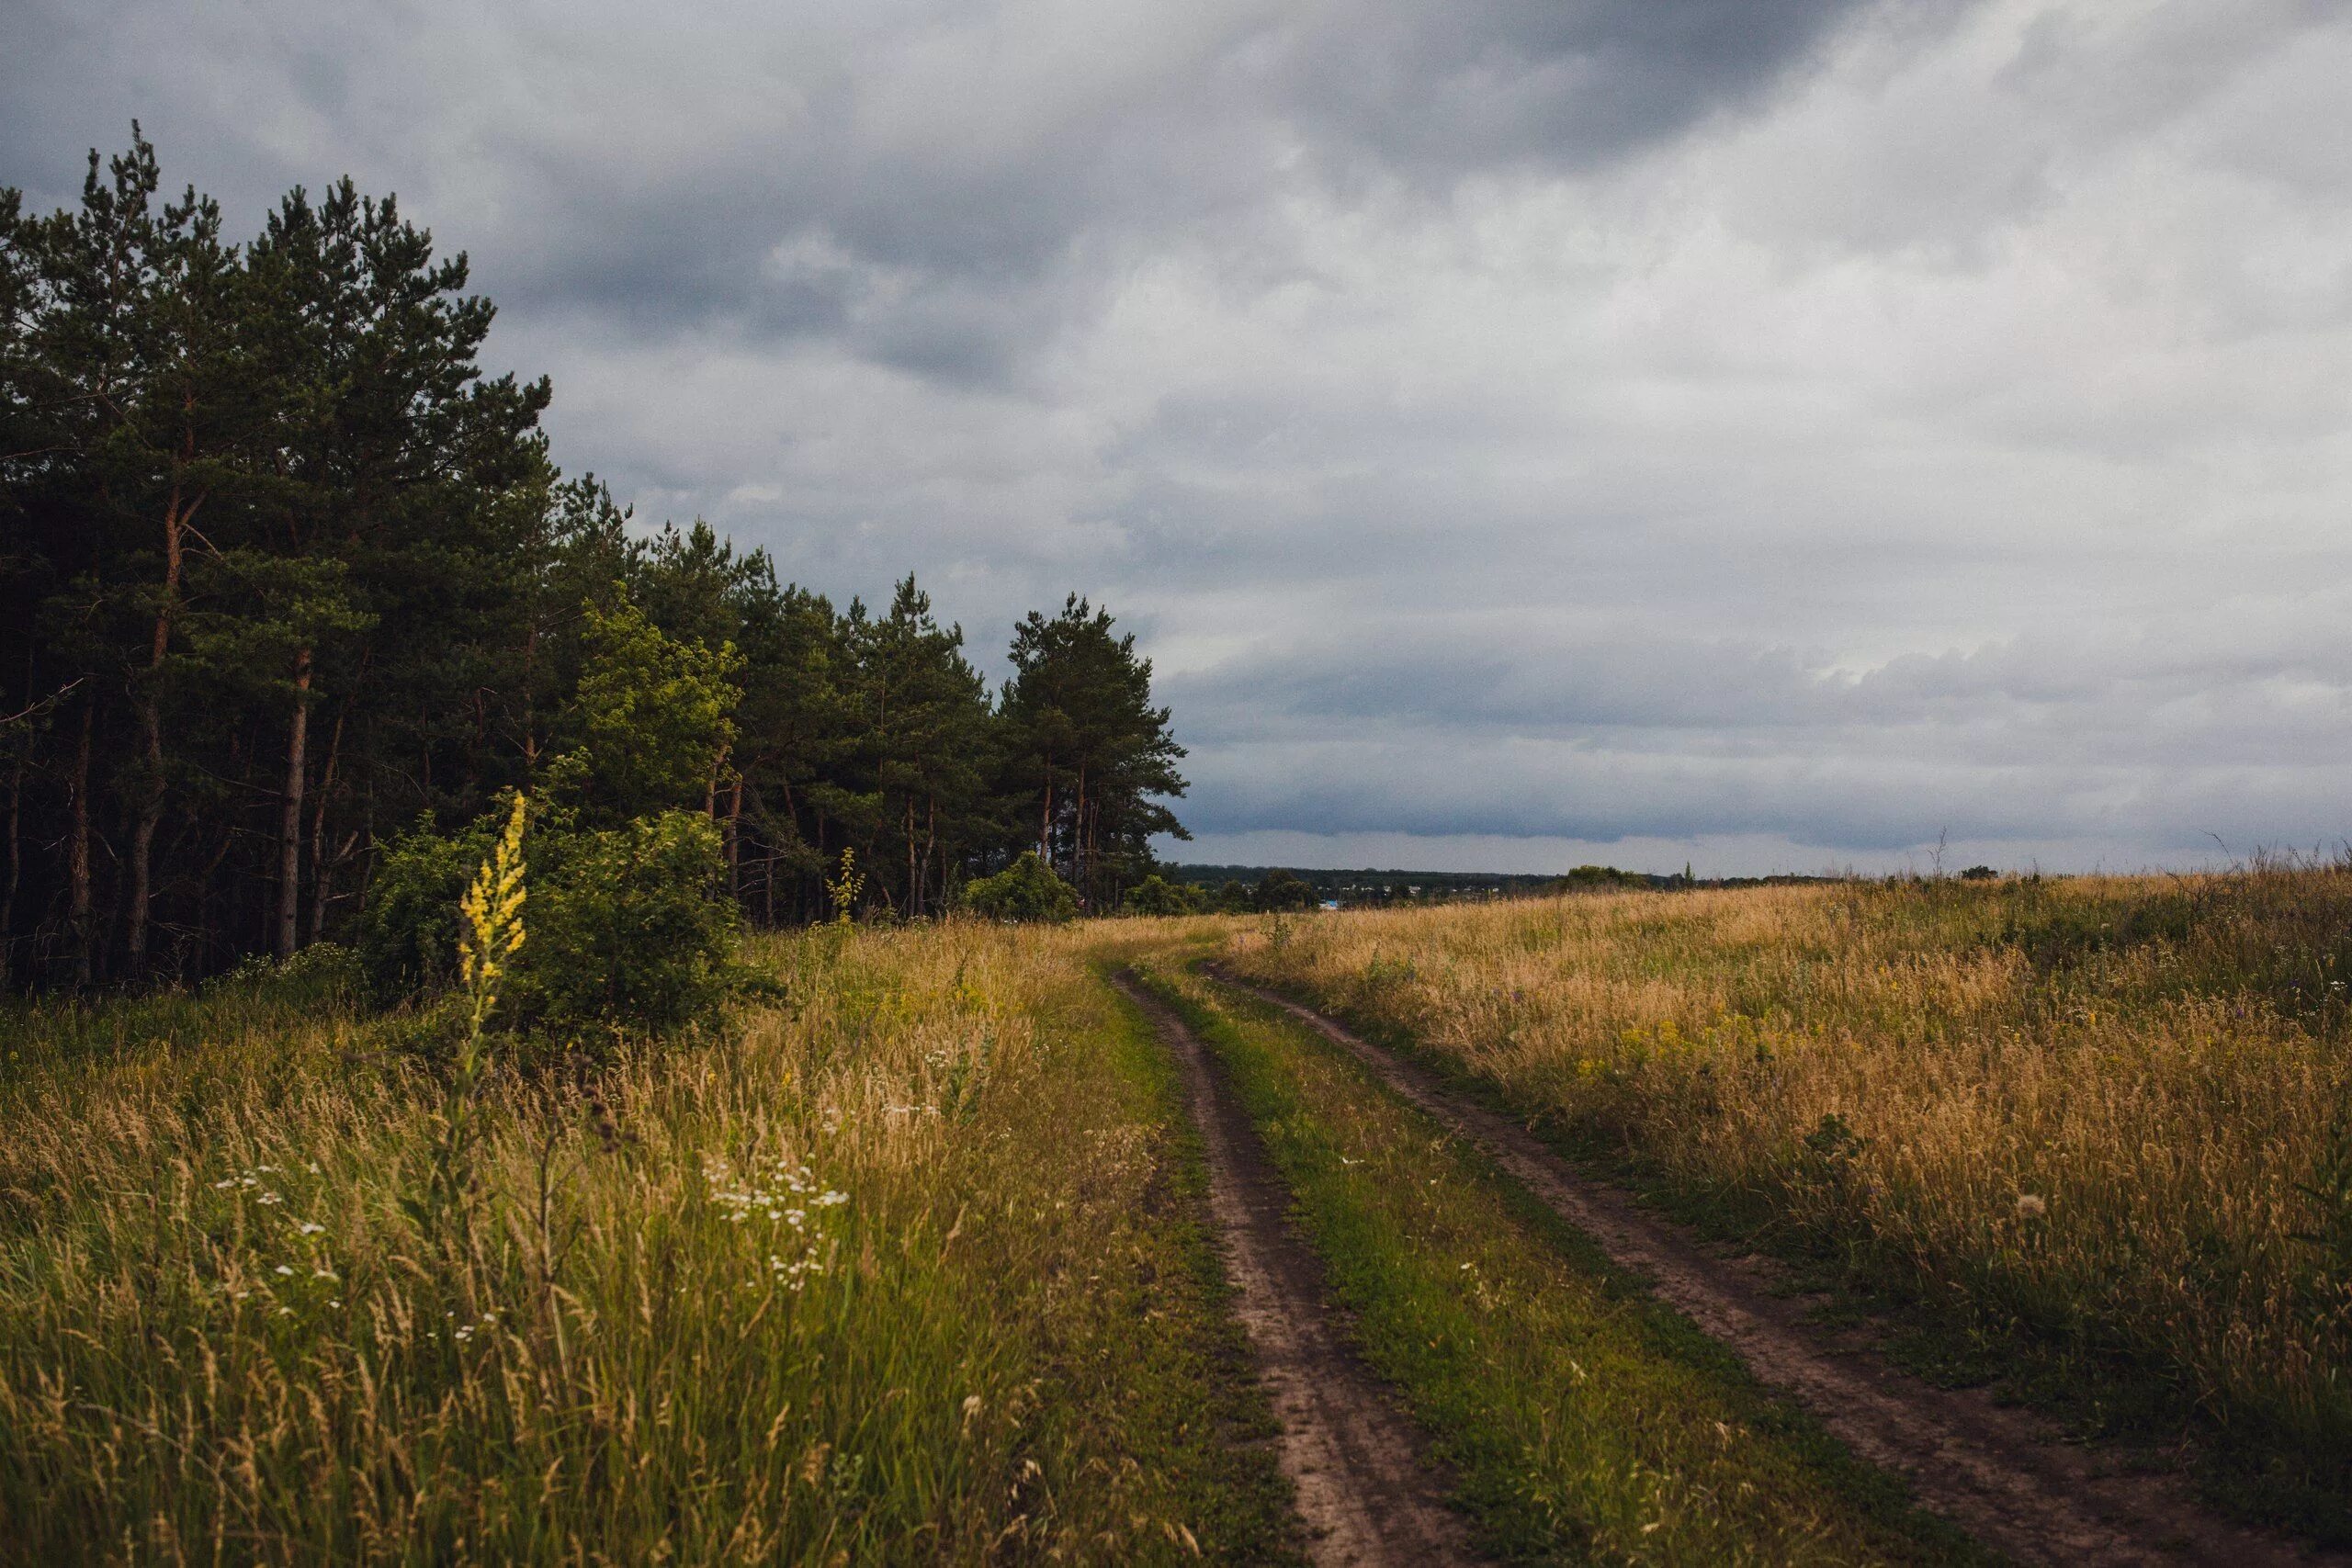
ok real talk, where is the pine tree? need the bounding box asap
[999,595,1187,909]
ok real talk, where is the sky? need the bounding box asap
[7,0,2350,876]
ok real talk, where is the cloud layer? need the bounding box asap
[9,0,2350,874]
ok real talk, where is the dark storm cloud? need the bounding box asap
[1274,0,1880,176]
[0,0,1886,360]
[8,0,2350,872]
[1171,626,2352,760]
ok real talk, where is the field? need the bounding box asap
[0,925,1297,1562]
[1224,869,2352,1540]
[3,868,2347,1562]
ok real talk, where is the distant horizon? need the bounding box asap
[1158,831,2290,884]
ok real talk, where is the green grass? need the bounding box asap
[1138,962,1985,1566]
[0,926,1298,1563]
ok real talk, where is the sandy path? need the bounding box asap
[1114,973,1487,1567]
[1213,966,2337,1568]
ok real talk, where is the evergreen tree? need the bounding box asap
[830,578,996,917]
[999,595,1188,909]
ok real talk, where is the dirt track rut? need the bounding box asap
[1114,972,1486,1567]
[1211,965,2335,1568]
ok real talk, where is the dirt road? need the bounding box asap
[1114,972,1487,1567]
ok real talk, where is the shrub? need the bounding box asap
[518,809,739,1038]
[360,801,738,1042]
[361,814,499,1002]
[962,852,1080,923]
[1122,874,1202,916]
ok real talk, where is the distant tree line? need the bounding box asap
[1164,863,1849,909]
[0,131,1185,992]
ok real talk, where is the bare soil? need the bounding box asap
[1114,973,1487,1567]
[1214,966,2338,1568]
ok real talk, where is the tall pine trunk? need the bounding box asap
[126,694,164,976]
[1073,763,1087,907]
[905,797,919,918]
[922,795,939,917]
[126,480,193,977]
[727,774,743,900]
[306,699,345,944]
[275,648,311,960]
[1038,759,1053,868]
[68,697,95,988]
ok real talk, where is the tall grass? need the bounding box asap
[0,920,1292,1562]
[1224,869,2352,1532]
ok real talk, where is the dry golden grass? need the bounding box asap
[1223,871,2352,1524]
[0,920,1295,1563]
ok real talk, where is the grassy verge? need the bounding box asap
[0,925,1296,1563]
[1136,960,1984,1565]
[1218,875,2352,1544]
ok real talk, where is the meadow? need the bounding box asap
[6,865,2348,1562]
[1223,866,2352,1538]
[0,921,1296,1563]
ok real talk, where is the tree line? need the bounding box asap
[0,130,1187,992]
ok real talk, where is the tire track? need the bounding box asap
[1210,965,2335,1568]
[1113,972,1487,1567]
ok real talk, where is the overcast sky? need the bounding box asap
[9,0,2350,874]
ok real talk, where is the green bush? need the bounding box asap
[190,942,369,1023]
[360,803,738,1042]
[519,809,739,1038]
[1121,874,1203,916]
[962,852,1080,923]
[361,814,499,1002]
